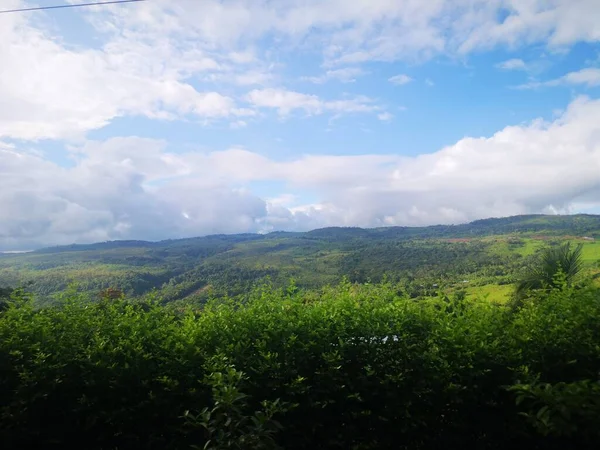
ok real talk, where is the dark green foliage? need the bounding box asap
[1,280,599,449]
[184,356,288,450]
[509,379,600,443]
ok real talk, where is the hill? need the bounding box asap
[1,214,600,304]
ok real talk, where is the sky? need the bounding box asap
[1,0,600,250]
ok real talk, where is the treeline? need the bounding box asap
[303,214,600,241]
[1,278,599,449]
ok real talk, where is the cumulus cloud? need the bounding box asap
[2,97,600,250]
[0,138,268,249]
[0,4,254,140]
[517,67,600,89]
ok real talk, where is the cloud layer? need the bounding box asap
[2,0,600,139]
[2,96,600,250]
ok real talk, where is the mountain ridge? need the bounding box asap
[2,213,599,304]
[29,213,600,254]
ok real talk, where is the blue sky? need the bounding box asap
[1,0,600,250]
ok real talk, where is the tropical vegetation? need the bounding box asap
[1,214,600,306]
[1,214,600,448]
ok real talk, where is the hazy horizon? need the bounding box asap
[2,212,598,253]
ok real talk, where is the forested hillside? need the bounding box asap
[1,214,600,304]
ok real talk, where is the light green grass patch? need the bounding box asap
[575,240,600,264]
[465,283,513,303]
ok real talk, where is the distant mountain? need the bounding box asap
[31,214,600,254]
[1,214,599,304]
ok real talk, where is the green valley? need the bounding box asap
[1,214,599,305]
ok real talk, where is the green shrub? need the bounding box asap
[509,378,600,444]
[0,281,599,449]
[184,355,288,450]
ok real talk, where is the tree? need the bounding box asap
[515,242,584,299]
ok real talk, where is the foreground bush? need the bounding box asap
[1,281,599,449]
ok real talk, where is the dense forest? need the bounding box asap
[1,214,600,305]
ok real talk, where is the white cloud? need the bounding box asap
[246,88,380,117]
[378,112,394,122]
[388,74,413,85]
[517,67,600,89]
[2,97,600,249]
[0,138,267,249]
[204,69,276,86]
[2,1,600,140]
[496,58,527,70]
[303,67,366,84]
[455,0,600,54]
[105,0,600,65]
[0,5,257,140]
[246,89,322,116]
[558,67,600,86]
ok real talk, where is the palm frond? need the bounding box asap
[515,242,584,298]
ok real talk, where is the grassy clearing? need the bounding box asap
[465,283,513,303]
[516,238,545,257]
[575,240,600,264]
